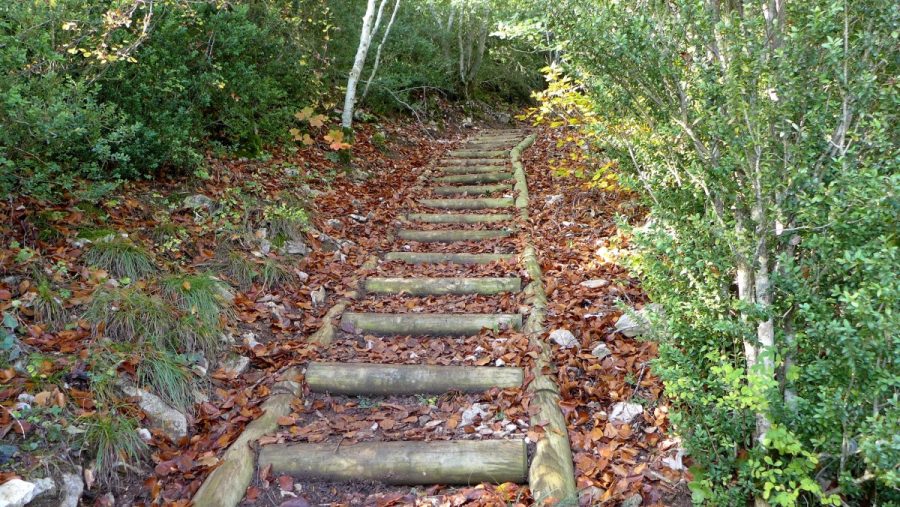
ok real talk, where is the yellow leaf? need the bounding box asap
[294,106,314,121]
[309,114,326,128]
[301,134,314,146]
[182,280,191,290]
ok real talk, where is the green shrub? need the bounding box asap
[31,278,67,330]
[82,411,147,484]
[85,287,173,345]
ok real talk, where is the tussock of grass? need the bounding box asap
[150,221,182,243]
[84,237,156,279]
[161,273,233,325]
[85,287,174,344]
[137,348,193,411]
[213,249,290,291]
[32,278,67,330]
[82,411,147,484]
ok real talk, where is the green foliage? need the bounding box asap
[161,273,232,355]
[85,286,173,345]
[264,203,309,242]
[214,250,258,290]
[83,237,156,280]
[540,0,899,504]
[137,347,194,412]
[31,278,67,330]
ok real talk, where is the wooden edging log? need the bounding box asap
[439,165,510,174]
[340,312,522,335]
[258,440,527,485]
[397,229,513,242]
[383,252,515,264]
[407,212,513,223]
[191,368,302,507]
[432,184,512,196]
[363,276,521,296]
[511,134,578,504]
[306,362,524,395]
[418,197,514,210]
[433,172,513,185]
[308,255,380,346]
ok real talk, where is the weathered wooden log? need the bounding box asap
[340,312,522,335]
[364,276,521,295]
[306,362,524,395]
[432,184,511,196]
[449,150,507,158]
[439,165,509,174]
[398,229,513,242]
[258,440,527,485]
[407,212,513,223]
[419,197,514,210]
[440,158,511,166]
[192,369,302,507]
[383,252,515,264]
[433,172,513,184]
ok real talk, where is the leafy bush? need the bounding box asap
[539,0,899,504]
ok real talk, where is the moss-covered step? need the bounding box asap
[397,229,513,242]
[364,276,521,295]
[418,197,514,210]
[306,362,524,395]
[406,212,513,223]
[340,312,522,335]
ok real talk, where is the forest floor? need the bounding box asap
[0,116,689,506]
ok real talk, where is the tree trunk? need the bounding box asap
[362,0,401,99]
[341,0,382,129]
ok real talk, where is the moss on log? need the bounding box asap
[383,252,515,264]
[407,212,513,223]
[258,440,527,485]
[418,197,514,210]
[340,312,522,335]
[306,362,524,395]
[364,276,521,295]
[398,229,513,242]
[433,172,513,184]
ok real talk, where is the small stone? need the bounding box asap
[284,240,310,256]
[621,493,643,507]
[609,401,643,424]
[461,403,488,426]
[549,329,578,349]
[325,218,343,230]
[182,194,214,210]
[283,167,299,177]
[0,479,36,507]
[58,472,84,507]
[545,194,563,205]
[317,232,341,252]
[310,286,326,307]
[495,358,506,367]
[296,271,310,283]
[121,385,188,441]
[17,393,35,404]
[591,343,612,360]
[259,239,272,255]
[349,213,367,223]
[137,428,152,442]
[221,355,250,377]
[242,332,260,348]
[579,486,606,505]
[579,279,609,289]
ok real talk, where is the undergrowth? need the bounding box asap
[83,237,156,280]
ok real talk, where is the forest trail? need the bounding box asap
[186,128,683,506]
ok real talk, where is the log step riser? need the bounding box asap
[383,252,516,264]
[340,312,522,335]
[398,229,513,242]
[407,212,513,223]
[364,277,521,296]
[306,362,524,395]
[419,198,514,210]
[434,173,513,184]
[432,184,512,196]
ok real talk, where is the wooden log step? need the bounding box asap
[383,252,516,264]
[441,158,511,166]
[434,172,513,184]
[449,150,508,158]
[438,165,509,174]
[419,197,514,210]
[432,184,511,196]
[259,440,527,485]
[407,212,513,223]
[364,276,521,295]
[398,229,513,242]
[340,312,522,335]
[306,362,524,395]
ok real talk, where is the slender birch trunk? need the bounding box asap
[341,0,382,130]
[362,0,401,99]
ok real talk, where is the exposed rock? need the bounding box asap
[283,239,310,256]
[259,239,272,255]
[182,194,214,210]
[317,232,341,252]
[325,218,343,230]
[461,403,488,426]
[137,428,152,442]
[496,112,512,125]
[27,471,84,507]
[614,303,663,338]
[579,279,609,289]
[549,329,578,349]
[609,401,643,424]
[545,194,563,206]
[283,167,299,177]
[120,385,188,441]
[579,486,606,505]
[591,343,612,360]
[221,354,250,377]
[310,287,326,307]
[296,271,310,283]
[621,493,643,507]
[0,479,36,507]
[349,213,368,223]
